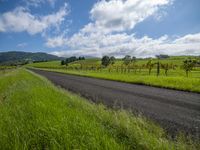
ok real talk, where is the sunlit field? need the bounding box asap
[28,56,200,92]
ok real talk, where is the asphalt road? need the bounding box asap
[30,69,200,137]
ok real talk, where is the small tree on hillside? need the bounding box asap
[182,59,196,77]
[61,60,65,65]
[78,57,85,60]
[101,56,110,67]
[156,54,169,59]
[132,56,137,63]
[110,56,116,65]
[123,55,132,66]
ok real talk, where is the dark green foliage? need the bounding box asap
[61,60,65,65]
[78,56,85,60]
[110,56,116,65]
[66,56,77,63]
[101,56,111,67]
[132,56,137,63]
[156,54,170,59]
[123,55,132,65]
[122,56,137,66]
[61,56,85,66]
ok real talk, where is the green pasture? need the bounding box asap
[0,69,198,149]
[28,56,200,92]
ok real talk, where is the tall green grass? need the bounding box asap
[0,69,198,149]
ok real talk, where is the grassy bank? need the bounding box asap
[0,69,198,149]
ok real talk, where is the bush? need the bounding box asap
[101,56,115,67]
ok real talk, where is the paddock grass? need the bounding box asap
[28,56,199,69]
[0,69,198,149]
[27,56,200,93]
[27,68,200,93]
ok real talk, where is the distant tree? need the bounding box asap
[65,56,79,64]
[69,56,77,62]
[156,54,170,59]
[182,59,196,77]
[123,55,132,65]
[101,56,110,67]
[132,56,137,63]
[61,60,65,65]
[110,56,116,65]
[78,56,85,60]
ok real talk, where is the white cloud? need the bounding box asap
[46,35,68,48]
[50,33,200,58]
[25,0,57,8]
[47,0,199,58]
[17,42,27,47]
[0,3,68,35]
[4,0,198,59]
[86,0,171,33]
[174,33,200,44]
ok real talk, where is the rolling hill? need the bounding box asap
[0,51,63,65]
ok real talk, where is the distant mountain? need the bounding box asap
[0,51,63,65]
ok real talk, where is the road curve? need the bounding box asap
[30,69,200,137]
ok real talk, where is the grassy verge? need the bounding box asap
[28,67,200,93]
[0,69,198,149]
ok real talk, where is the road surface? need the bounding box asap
[30,69,200,137]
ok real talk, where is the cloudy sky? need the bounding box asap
[0,0,200,58]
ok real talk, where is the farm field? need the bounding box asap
[1,69,199,149]
[28,56,200,93]
[1,0,200,149]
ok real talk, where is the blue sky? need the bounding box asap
[0,0,200,57]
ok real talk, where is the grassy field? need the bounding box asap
[27,56,200,93]
[0,69,198,149]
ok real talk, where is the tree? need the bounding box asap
[132,56,137,63]
[110,56,116,65]
[61,60,65,65]
[65,56,79,64]
[78,56,85,60]
[123,55,132,65]
[182,59,196,77]
[156,54,169,59]
[101,56,110,67]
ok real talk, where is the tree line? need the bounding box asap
[61,56,85,66]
